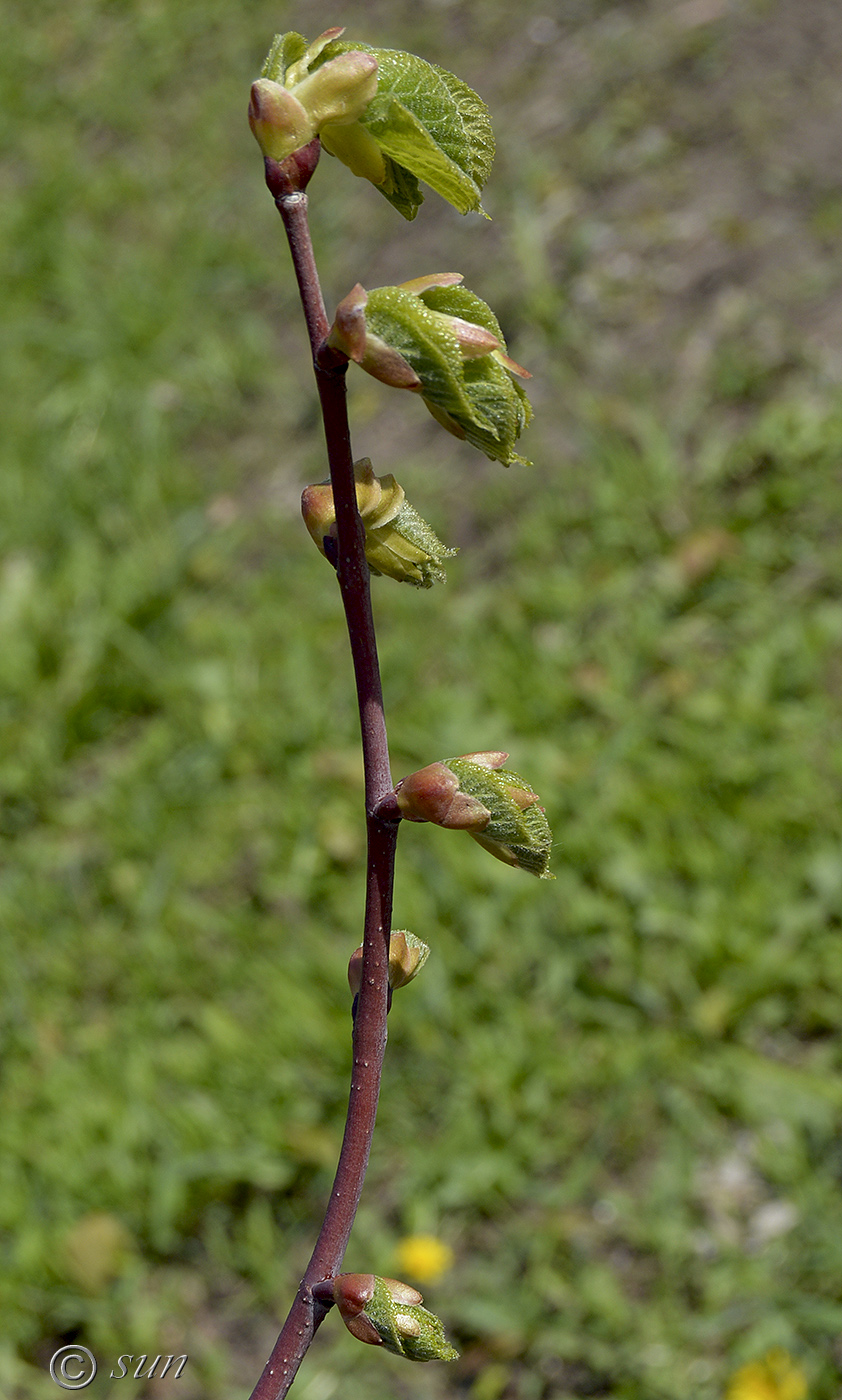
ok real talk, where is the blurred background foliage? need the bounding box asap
[2,0,842,1396]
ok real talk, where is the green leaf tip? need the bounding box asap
[260,30,494,217]
[327,277,532,467]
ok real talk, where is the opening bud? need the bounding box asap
[302,459,456,588]
[325,277,533,465]
[327,285,422,388]
[251,32,378,165]
[291,51,378,130]
[388,930,431,989]
[395,755,554,878]
[326,1273,458,1362]
[395,762,491,830]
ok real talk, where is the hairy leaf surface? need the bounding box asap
[320,41,494,217]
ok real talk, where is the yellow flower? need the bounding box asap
[395,1235,454,1284]
[726,1349,807,1400]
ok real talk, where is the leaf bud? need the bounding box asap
[348,930,430,996]
[395,754,554,878]
[346,946,362,997]
[248,79,312,162]
[327,1273,459,1362]
[394,762,491,830]
[250,32,378,165]
[301,459,456,588]
[291,51,378,130]
[325,278,532,466]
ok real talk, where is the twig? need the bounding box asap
[248,154,400,1400]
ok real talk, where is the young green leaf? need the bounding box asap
[261,30,310,84]
[395,752,554,878]
[326,278,532,466]
[314,38,494,218]
[447,755,554,878]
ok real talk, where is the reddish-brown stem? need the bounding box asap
[248,164,399,1400]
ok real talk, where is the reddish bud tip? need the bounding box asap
[331,1273,377,1317]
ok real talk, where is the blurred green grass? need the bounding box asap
[3,1,842,1397]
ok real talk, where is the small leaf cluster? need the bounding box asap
[263,30,494,218]
[255,32,531,474]
[362,280,533,466]
[266,34,550,883]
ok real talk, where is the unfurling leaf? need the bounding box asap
[327,277,532,467]
[301,459,456,587]
[395,752,554,878]
[280,33,494,218]
[327,1273,459,1362]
